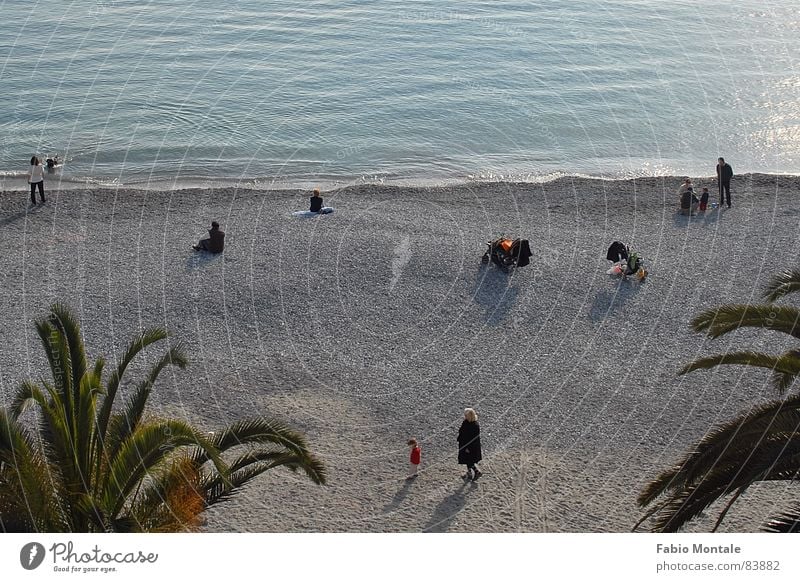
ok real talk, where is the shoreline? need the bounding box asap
[1,171,799,195]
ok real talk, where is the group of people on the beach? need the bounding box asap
[678,157,734,215]
[190,189,331,253]
[21,154,736,488]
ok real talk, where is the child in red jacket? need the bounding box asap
[407,438,421,479]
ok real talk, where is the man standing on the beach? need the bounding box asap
[716,157,733,208]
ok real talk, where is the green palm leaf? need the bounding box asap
[642,268,800,532]
[201,450,327,506]
[47,303,89,404]
[104,420,225,518]
[762,505,800,532]
[1,303,324,532]
[96,327,169,446]
[691,304,800,340]
[680,350,800,394]
[639,394,800,507]
[639,396,800,531]
[104,344,188,462]
[193,418,312,463]
[764,270,800,303]
[9,381,52,420]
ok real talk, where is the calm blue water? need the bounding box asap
[0,1,798,189]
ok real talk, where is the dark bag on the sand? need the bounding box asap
[607,241,627,262]
[510,239,532,268]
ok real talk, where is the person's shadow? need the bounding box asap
[382,478,415,514]
[422,480,473,532]
[672,209,700,227]
[185,250,222,271]
[471,265,520,326]
[588,280,638,322]
[0,207,41,227]
[673,206,725,228]
[699,207,725,225]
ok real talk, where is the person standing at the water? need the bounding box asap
[457,408,483,482]
[28,156,45,205]
[716,157,733,208]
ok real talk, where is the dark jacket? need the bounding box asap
[207,227,225,253]
[310,196,323,212]
[606,241,628,263]
[457,420,482,465]
[717,163,733,183]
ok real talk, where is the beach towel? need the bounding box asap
[292,207,335,217]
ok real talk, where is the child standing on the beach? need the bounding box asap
[699,187,709,211]
[407,438,421,479]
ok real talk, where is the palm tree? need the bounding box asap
[0,304,326,532]
[636,269,800,532]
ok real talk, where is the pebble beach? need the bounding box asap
[1,173,798,532]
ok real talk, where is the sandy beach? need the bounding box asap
[1,173,798,532]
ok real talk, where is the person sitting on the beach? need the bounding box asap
[46,155,60,169]
[310,189,323,213]
[678,179,698,215]
[193,221,225,253]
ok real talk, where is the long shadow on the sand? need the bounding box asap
[0,206,41,227]
[422,480,473,532]
[672,208,724,228]
[588,281,639,323]
[382,478,414,514]
[471,265,520,326]
[186,251,223,271]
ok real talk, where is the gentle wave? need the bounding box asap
[3,168,798,194]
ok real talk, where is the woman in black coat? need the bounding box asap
[457,408,483,481]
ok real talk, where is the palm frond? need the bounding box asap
[96,327,169,444]
[775,357,800,393]
[47,303,88,405]
[104,344,188,462]
[192,418,312,466]
[126,457,205,532]
[649,438,800,532]
[103,420,225,517]
[0,411,70,531]
[639,405,800,531]
[201,449,327,506]
[638,393,800,507]
[763,270,800,302]
[3,304,326,532]
[74,371,102,494]
[680,350,800,394]
[762,504,800,532]
[9,381,52,419]
[34,319,74,418]
[690,304,800,340]
[0,409,36,463]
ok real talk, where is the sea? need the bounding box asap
[0,0,798,190]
